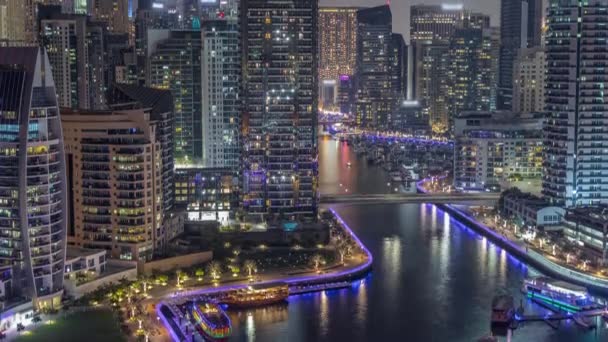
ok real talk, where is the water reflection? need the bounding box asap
[228,138,608,342]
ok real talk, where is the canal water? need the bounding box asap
[228,137,608,341]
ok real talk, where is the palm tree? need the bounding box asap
[206,261,222,280]
[311,254,324,272]
[176,269,185,286]
[243,260,256,278]
[338,246,347,265]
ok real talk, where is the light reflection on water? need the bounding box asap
[228,138,608,341]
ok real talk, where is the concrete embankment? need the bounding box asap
[438,202,608,296]
[415,180,608,295]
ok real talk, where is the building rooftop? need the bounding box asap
[66,246,105,260]
[565,206,608,222]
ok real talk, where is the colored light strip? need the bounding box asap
[158,209,373,341]
[156,304,182,342]
[527,292,581,312]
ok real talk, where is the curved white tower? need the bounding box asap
[0,47,67,309]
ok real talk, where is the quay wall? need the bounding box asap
[416,181,608,295]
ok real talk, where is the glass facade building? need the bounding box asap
[544,0,608,206]
[241,0,319,221]
[0,47,67,309]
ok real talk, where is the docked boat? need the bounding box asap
[522,277,599,312]
[221,282,289,309]
[491,295,514,325]
[490,295,514,336]
[191,302,232,340]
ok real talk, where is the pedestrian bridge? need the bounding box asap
[320,192,500,205]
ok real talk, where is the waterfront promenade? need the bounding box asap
[416,178,608,295]
[153,208,373,342]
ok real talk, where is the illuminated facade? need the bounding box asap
[411,5,494,135]
[0,47,67,309]
[201,19,240,168]
[90,0,130,34]
[446,27,498,129]
[410,4,465,44]
[513,47,545,114]
[355,5,393,128]
[0,0,25,44]
[454,112,543,191]
[544,1,608,206]
[241,0,318,221]
[318,7,358,109]
[62,109,165,261]
[38,5,106,110]
[148,30,202,165]
[174,168,238,223]
[498,0,543,110]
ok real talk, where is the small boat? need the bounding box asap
[522,277,600,312]
[490,295,514,336]
[347,162,352,167]
[491,295,514,325]
[191,302,232,340]
[221,282,289,309]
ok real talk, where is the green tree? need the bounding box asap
[243,260,256,277]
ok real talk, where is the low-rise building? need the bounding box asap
[500,189,564,228]
[64,247,106,276]
[563,206,608,257]
[63,248,137,299]
[454,111,543,191]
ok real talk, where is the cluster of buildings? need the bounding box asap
[0,0,321,324]
[320,1,608,265]
[0,0,608,328]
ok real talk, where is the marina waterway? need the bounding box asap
[228,137,608,341]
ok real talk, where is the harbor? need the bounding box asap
[157,206,374,341]
[340,133,453,192]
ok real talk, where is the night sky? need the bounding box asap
[320,0,501,41]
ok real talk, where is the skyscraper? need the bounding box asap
[62,109,166,261]
[0,47,67,309]
[90,0,131,34]
[148,29,202,164]
[390,33,408,103]
[543,0,608,206]
[134,2,182,84]
[411,5,495,135]
[410,4,464,44]
[241,0,318,221]
[497,0,543,110]
[446,27,498,126]
[410,4,464,134]
[38,5,107,110]
[0,0,26,44]
[108,84,175,214]
[355,5,393,128]
[513,47,545,114]
[318,7,358,109]
[201,18,240,168]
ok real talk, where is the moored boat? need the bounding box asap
[522,277,600,312]
[191,302,232,340]
[491,295,514,325]
[221,282,289,309]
